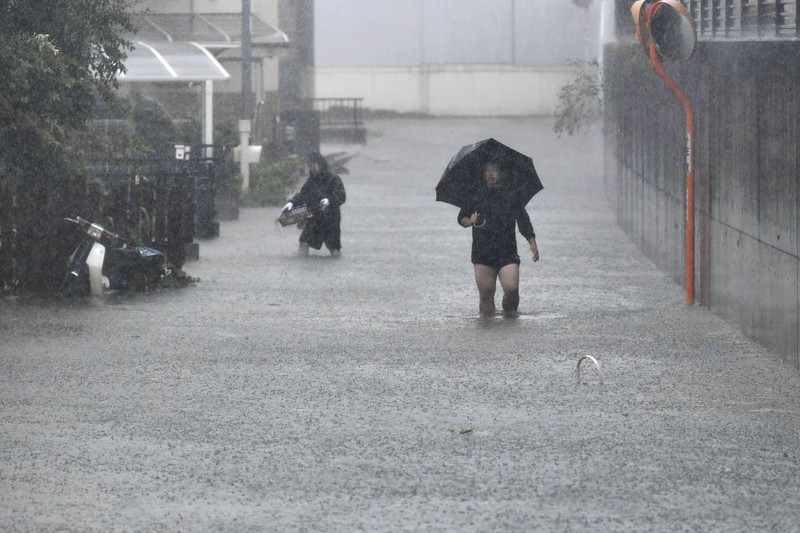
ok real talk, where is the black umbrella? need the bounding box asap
[435,138,543,210]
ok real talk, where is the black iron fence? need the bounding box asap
[94,145,236,264]
[0,144,236,290]
[686,0,799,38]
[280,98,367,151]
[308,97,367,144]
[0,186,18,291]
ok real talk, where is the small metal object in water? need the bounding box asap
[576,355,604,385]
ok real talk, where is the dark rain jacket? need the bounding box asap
[290,165,346,250]
[458,188,535,267]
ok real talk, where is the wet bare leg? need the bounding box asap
[498,263,520,315]
[298,242,309,256]
[474,264,498,316]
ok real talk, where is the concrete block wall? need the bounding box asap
[604,41,800,369]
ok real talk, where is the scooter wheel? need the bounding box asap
[60,270,89,297]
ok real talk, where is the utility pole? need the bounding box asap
[239,0,253,189]
[241,0,253,121]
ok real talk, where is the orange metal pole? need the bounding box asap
[648,42,695,305]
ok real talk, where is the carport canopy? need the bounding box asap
[119,13,290,81]
[120,40,230,81]
[117,13,290,146]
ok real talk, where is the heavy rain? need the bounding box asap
[2,1,800,530]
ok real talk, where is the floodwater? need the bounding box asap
[2,117,800,531]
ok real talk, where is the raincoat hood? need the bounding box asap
[307,152,329,173]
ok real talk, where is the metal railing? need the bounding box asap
[307,98,365,127]
[686,0,799,38]
[303,98,367,145]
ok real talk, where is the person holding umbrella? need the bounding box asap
[458,159,538,316]
[436,138,542,316]
[282,152,347,257]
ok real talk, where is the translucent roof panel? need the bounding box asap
[119,41,230,82]
[131,13,290,49]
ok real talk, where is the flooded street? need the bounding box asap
[2,117,800,531]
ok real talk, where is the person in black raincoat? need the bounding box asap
[282,152,347,257]
[458,159,539,316]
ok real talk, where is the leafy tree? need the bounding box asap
[0,0,136,292]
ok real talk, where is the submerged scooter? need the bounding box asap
[61,216,167,297]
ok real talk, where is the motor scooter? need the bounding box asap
[61,216,167,297]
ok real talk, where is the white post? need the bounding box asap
[203,80,214,158]
[239,119,251,190]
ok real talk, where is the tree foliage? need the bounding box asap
[0,0,136,292]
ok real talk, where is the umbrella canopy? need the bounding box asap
[436,138,543,210]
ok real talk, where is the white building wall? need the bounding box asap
[315,65,580,116]
[314,0,602,67]
[313,0,611,116]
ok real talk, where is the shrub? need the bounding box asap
[554,61,602,137]
[241,154,304,207]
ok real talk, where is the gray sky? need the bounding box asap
[314,0,602,68]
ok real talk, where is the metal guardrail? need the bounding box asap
[686,0,799,38]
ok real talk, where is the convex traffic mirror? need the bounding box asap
[631,0,697,62]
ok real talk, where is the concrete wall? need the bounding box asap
[315,65,580,116]
[603,41,800,370]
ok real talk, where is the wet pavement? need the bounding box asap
[2,117,800,531]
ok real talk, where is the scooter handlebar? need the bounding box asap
[65,217,126,245]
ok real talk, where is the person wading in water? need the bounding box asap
[282,152,347,257]
[458,160,539,316]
